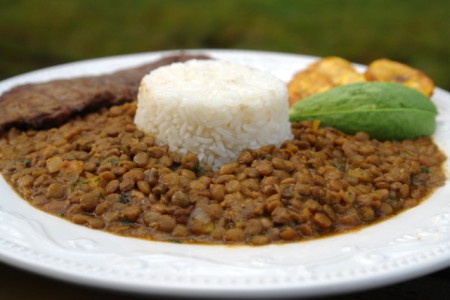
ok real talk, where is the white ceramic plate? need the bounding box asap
[0,50,449,299]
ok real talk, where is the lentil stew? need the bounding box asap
[0,101,446,245]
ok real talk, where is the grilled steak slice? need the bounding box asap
[0,53,210,134]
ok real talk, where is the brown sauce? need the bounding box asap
[0,102,446,245]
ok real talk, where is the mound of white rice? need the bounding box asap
[134,59,292,169]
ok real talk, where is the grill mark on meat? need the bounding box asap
[0,53,210,134]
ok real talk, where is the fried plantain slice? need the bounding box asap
[287,57,365,106]
[287,70,334,107]
[365,58,434,96]
[306,56,366,86]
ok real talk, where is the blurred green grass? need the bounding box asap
[1,0,449,89]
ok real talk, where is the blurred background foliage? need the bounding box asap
[0,0,449,89]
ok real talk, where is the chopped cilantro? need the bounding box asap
[333,162,345,172]
[106,158,119,166]
[16,158,31,167]
[421,167,429,174]
[171,163,182,171]
[194,165,204,175]
[71,179,89,187]
[119,193,130,204]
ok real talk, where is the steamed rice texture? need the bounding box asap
[134,59,292,169]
